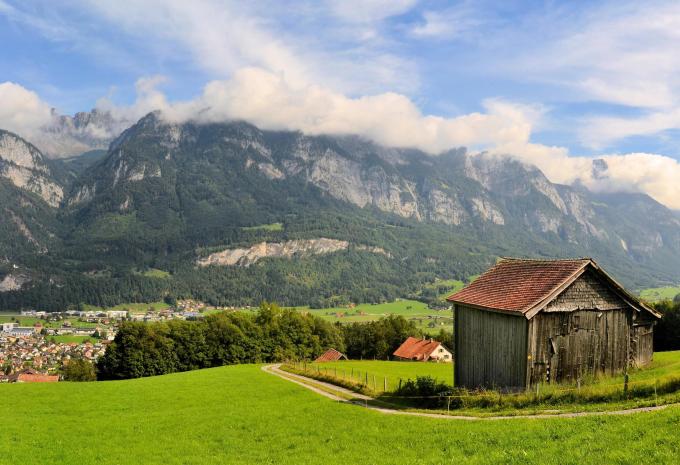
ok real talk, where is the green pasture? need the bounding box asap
[0,315,101,328]
[640,285,680,302]
[308,360,453,392]
[49,335,96,344]
[82,301,170,313]
[293,299,452,334]
[2,364,680,464]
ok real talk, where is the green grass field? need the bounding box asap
[0,315,100,328]
[82,301,170,313]
[640,285,680,302]
[295,299,452,335]
[49,335,95,344]
[308,360,453,392]
[2,364,680,464]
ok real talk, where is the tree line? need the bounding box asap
[653,297,680,352]
[96,302,451,380]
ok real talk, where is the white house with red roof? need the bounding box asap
[393,337,452,362]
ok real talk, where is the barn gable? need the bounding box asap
[543,269,630,312]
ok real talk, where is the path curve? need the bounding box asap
[262,364,675,421]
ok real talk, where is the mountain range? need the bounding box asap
[1,111,679,310]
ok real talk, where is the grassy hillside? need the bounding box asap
[640,285,680,302]
[2,364,680,464]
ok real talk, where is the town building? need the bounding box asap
[448,258,661,390]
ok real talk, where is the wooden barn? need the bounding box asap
[447,258,660,390]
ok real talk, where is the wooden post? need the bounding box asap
[384,376,387,392]
[655,379,658,406]
[373,375,376,391]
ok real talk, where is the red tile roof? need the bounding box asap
[448,257,661,319]
[393,337,444,361]
[314,348,347,362]
[447,258,591,314]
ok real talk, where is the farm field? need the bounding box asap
[81,301,171,313]
[2,364,680,465]
[309,360,453,392]
[0,315,100,328]
[48,335,97,344]
[295,299,453,334]
[640,285,680,302]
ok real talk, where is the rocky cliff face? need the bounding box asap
[0,130,63,206]
[197,238,388,267]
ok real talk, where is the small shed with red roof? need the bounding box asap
[448,258,660,390]
[393,337,452,362]
[314,348,347,363]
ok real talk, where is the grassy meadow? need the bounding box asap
[640,285,680,302]
[3,363,680,464]
[307,360,453,392]
[81,301,170,313]
[296,299,453,334]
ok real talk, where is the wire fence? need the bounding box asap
[282,360,680,408]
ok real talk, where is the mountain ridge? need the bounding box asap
[1,112,679,310]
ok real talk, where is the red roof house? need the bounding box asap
[314,348,347,362]
[393,337,452,362]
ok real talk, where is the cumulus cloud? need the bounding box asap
[110,67,537,154]
[0,82,54,138]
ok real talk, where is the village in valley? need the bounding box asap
[0,300,218,381]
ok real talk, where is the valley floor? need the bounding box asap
[2,364,680,464]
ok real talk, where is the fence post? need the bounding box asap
[373,375,376,391]
[654,379,658,406]
[384,376,387,392]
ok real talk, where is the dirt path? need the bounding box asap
[262,364,675,421]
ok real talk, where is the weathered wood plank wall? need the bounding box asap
[455,305,527,390]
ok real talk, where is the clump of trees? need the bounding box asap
[653,299,680,351]
[340,316,452,360]
[97,302,345,380]
[63,358,97,381]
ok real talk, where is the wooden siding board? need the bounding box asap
[456,305,527,390]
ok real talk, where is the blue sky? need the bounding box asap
[2,0,680,208]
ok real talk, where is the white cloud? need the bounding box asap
[76,0,418,95]
[123,67,536,154]
[0,82,54,138]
